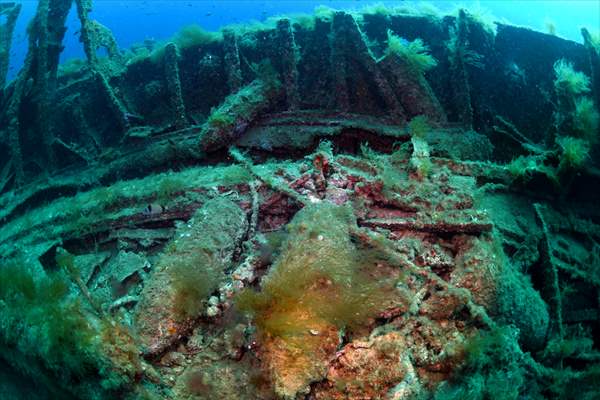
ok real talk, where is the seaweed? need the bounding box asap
[147,24,221,63]
[506,155,545,183]
[556,136,591,171]
[235,203,393,397]
[172,24,220,49]
[433,326,541,400]
[170,254,220,320]
[206,108,235,129]
[542,328,594,363]
[57,58,87,77]
[0,259,139,397]
[545,19,557,36]
[360,2,392,17]
[314,5,336,22]
[134,196,247,356]
[156,173,186,203]
[504,152,568,191]
[408,115,429,139]
[236,203,388,338]
[541,327,600,399]
[553,59,591,97]
[410,133,432,180]
[589,31,600,54]
[457,6,498,37]
[572,97,600,142]
[385,30,438,74]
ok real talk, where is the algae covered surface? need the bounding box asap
[1,1,600,399]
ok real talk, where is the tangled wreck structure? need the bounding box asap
[1,1,600,399]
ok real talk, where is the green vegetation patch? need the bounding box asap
[573,97,600,142]
[172,24,221,49]
[0,260,139,398]
[385,30,438,74]
[557,136,591,171]
[165,197,247,320]
[237,202,388,339]
[434,326,537,400]
[553,59,590,97]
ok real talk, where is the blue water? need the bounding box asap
[6,1,600,81]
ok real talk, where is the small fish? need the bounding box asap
[143,203,166,216]
[123,112,144,123]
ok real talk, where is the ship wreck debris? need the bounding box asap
[0,1,599,399]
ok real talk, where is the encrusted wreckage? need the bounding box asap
[0,1,599,399]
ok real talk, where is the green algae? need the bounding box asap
[136,24,222,64]
[206,108,236,130]
[0,259,141,399]
[236,202,388,338]
[235,202,396,398]
[133,196,247,355]
[385,30,438,74]
[169,251,221,321]
[557,136,591,171]
[553,59,591,97]
[0,164,253,261]
[408,114,430,138]
[164,196,246,322]
[434,326,538,400]
[572,97,600,142]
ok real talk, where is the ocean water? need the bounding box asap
[1,1,600,399]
